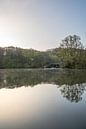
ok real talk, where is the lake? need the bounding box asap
[0,69,86,129]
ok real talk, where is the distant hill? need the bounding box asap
[0,45,86,69]
[0,46,59,68]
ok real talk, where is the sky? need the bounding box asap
[0,0,86,50]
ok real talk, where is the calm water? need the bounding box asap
[0,69,86,129]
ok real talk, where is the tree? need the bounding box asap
[59,35,84,68]
[60,35,83,49]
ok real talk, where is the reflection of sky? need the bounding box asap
[0,0,86,50]
[0,84,61,128]
[0,84,86,129]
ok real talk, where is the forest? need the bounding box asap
[0,35,86,69]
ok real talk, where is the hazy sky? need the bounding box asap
[0,0,86,50]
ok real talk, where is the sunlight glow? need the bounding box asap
[0,18,17,47]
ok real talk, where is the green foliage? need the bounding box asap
[0,47,59,68]
[0,35,86,69]
[59,35,86,68]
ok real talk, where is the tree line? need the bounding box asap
[0,69,86,102]
[0,35,86,69]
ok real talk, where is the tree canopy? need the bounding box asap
[60,35,84,49]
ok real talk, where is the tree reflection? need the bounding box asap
[0,69,86,103]
[60,84,85,103]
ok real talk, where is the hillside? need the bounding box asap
[0,35,86,69]
[0,46,59,68]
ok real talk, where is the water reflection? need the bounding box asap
[0,69,86,129]
[60,84,85,102]
[0,69,86,103]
